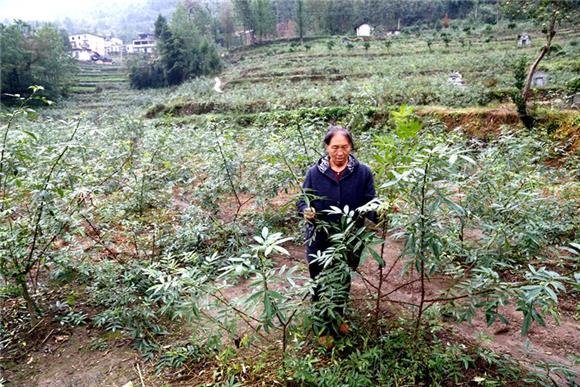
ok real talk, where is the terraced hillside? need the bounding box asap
[148,25,579,118]
[72,61,129,94]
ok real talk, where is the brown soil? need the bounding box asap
[2,327,141,387]
[350,235,580,383]
[418,106,522,139]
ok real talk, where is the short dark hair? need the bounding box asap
[323,126,355,150]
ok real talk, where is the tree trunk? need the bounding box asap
[519,13,556,128]
[17,275,38,325]
[521,16,556,101]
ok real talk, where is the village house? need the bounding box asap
[69,33,124,61]
[126,33,156,54]
[69,33,106,61]
[105,36,125,56]
[355,23,372,37]
[276,20,296,39]
[234,30,254,46]
[448,71,466,87]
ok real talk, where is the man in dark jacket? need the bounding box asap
[297,126,376,336]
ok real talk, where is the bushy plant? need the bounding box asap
[128,57,165,89]
[281,323,529,386]
[0,89,82,323]
[0,22,78,102]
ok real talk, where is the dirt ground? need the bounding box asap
[350,236,580,377]
[3,235,578,386]
[2,327,141,387]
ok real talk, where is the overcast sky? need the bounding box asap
[0,0,142,22]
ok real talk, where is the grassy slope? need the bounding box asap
[146,24,579,117]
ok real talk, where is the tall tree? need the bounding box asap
[502,0,576,128]
[155,14,186,86]
[326,0,355,35]
[233,0,255,32]
[1,21,77,102]
[132,8,221,89]
[219,0,236,49]
[252,0,276,42]
[304,0,330,34]
[296,0,305,43]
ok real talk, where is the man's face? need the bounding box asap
[326,134,351,168]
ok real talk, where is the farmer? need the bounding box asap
[297,126,376,336]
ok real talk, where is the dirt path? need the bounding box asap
[2,327,141,387]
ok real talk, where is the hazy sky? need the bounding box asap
[0,0,142,22]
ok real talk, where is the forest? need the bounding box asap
[0,0,579,385]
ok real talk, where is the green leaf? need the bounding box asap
[21,130,38,140]
[521,313,532,335]
[368,248,385,268]
[531,309,545,326]
[459,154,476,164]
[543,285,558,302]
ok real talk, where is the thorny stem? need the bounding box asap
[414,155,431,339]
[278,147,301,187]
[295,124,311,158]
[353,295,418,308]
[374,220,388,325]
[19,120,81,320]
[197,308,266,354]
[195,285,271,342]
[80,214,120,259]
[138,148,159,217]
[357,269,378,291]
[216,140,241,210]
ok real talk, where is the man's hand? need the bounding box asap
[303,207,316,221]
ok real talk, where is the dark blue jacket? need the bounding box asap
[297,155,376,257]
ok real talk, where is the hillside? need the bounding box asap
[1,22,579,386]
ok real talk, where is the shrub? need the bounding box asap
[566,77,580,92]
[128,57,165,89]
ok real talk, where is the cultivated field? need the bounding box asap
[1,22,579,385]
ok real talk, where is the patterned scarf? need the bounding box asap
[317,154,356,174]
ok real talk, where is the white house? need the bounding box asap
[71,49,95,61]
[234,30,254,46]
[127,33,156,54]
[105,37,124,56]
[69,33,106,57]
[355,23,372,37]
